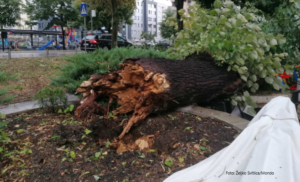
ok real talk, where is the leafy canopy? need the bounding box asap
[159,8,177,39]
[25,0,78,29]
[167,0,291,106]
[0,0,22,29]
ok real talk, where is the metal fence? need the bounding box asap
[0,49,85,59]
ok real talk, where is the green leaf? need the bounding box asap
[184,127,192,130]
[17,129,24,133]
[247,80,253,88]
[269,39,277,46]
[265,77,274,84]
[51,135,60,139]
[27,149,32,154]
[247,107,256,115]
[106,141,111,148]
[199,146,207,151]
[179,157,184,162]
[122,162,126,166]
[244,91,250,97]
[167,114,176,120]
[61,157,67,163]
[0,147,3,153]
[95,152,101,159]
[276,34,286,44]
[241,75,247,82]
[58,109,62,113]
[85,129,92,135]
[231,99,237,106]
[273,83,280,90]
[69,105,74,112]
[213,0,222,8]
[164,159,173,167]
[19,163,26,168]
[94,175,101,181]
[109,112,114,118]
[70,151,76,159]
[250,75,257,82]
[236,58,245,66]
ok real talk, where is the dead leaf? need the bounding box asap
[172,143,180,148]
[193,144,200,150]
[60,172,65,176]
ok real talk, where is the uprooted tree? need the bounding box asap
[75,0,292,139]
[75,53,243,138]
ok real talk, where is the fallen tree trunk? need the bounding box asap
[75,52,243,138]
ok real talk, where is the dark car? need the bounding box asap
[80,34,133,51]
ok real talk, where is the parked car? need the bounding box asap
[80,34,133,51]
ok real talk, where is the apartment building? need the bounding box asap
[126,0,172,41]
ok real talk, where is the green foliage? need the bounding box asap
[105,141,111,148]
[34,87,67,113]
[0,66,17,119]
[140,32,156,41]
[24,0,78,29]
[51,47,178,93]
[0,0,22,28]
[167,0,291,106]
[159,9,177,39]
[164,158,173,167]
[261,1,300,65]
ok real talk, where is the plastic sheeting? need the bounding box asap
[164,96,300,182]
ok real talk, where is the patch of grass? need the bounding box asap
[0,57,67,104]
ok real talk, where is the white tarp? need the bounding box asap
[164,96,300,182]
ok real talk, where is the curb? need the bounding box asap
[0,94,80,116]
[177,105,249,132]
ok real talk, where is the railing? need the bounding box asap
[0,49,85,59]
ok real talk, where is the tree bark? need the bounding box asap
[75,52,243,139]
[111,0,118,48]
[176,0,184,31]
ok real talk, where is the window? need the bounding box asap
[154,25,156,28]
[141,24,143,27]
[154,5,156,8]
[149,17,152,21]
[188,0,192,4]
[138,23,139,27]
[138,16,139,20]
[149,10,151,14]
[153,18,156,21]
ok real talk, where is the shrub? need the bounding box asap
[34,86,67,113]
[166,0,291,106]
[51,47,178,93]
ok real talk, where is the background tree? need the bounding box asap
[159,9,177,39]
[76,0,135,48]
[140,32,155,41]
[0,0,22,29]
[25,0,78,50]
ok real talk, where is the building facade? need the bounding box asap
[126,0,172,41]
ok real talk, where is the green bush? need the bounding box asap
[34,86,67,113]
[166,0,291,106]
[51,47,178,93]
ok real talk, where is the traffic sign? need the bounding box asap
[80,3,87,16]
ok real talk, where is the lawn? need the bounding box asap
[0,57,67,105]
[0,110,238,182]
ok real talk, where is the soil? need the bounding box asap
[0,110,238,182]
